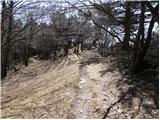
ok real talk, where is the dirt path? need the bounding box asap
[72,52,123,118]
[1,50,159,119]
[73,56,94,118]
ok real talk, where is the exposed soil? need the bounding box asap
[1,50,159,119]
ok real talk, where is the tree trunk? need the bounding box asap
[1,1,14,78]
[1,1,6,42]
[133,17,155,73]
[133,3,145,58]
[133,2,158,73]
[122,2,131,50]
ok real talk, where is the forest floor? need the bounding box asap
[1,49,159,119]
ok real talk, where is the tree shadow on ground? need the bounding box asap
[101,48,159,119]
[80,57,102,67]
[110,74,159,119]
[77,48,159,119]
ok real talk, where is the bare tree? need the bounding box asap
[1,1,14,78]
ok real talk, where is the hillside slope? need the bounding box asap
[1,50,159,119]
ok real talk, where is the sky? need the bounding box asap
[0,0,159,32]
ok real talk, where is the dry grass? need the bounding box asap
[1,50,159,119]
[1,53,79,118]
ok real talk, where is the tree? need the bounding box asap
[1,0,43,78]
[65,0,158,74]
[122,1,132,50]
[1,1,14,78]
[133,2,158,73]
